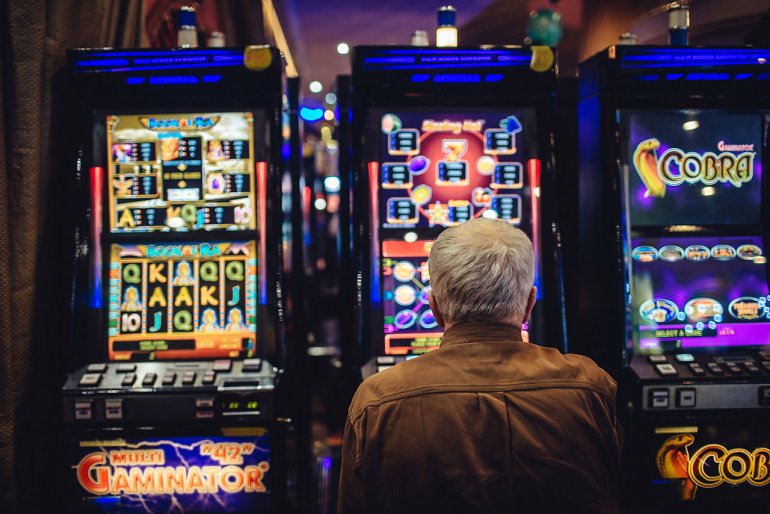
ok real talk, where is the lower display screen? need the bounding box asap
[631,235,770,353]
[382,240,442,355]
[107,241,258,360]
[72,433,270,513]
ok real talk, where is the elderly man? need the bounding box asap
[338,218,622,514]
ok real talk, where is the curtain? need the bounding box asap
[0,2,144,512]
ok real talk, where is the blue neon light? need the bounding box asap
[87,49,243,57]
[77,58,129,67]
[361,48,535,71]
[433,73,481,83]
[125,77,145,85]
[410,73,430,82]
[299,106,324,122]
[72,48,249,73]
[485,73,504,82]
[149,75,199,85]
[202,74,222,83]
[620,48,770,69]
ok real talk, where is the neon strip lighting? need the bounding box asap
[74,61,242,73]
[368,162,381,304]
[89,167,104,308]
[620,49,770,69]
[257,162,268,304]
[528,159,542,299]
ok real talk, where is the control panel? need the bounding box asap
[62,359,277,424]
[630,351,770,412]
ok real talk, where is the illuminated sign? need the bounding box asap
[633,138,756,198]
[657,434,770,500]
[74,436,270,513]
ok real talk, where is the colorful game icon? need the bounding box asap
[408,155,430,175]
[394,309,418,330]
[711,245,736,261]
[659,245,684,262]
[639,299,678,323]
[420,310,438,329]
[428,202,448,227]
[685,245,710,262]
[632,246,658,262]
[737,244,763,261]
[410,185,432,206]
[472,187,493,207]
[476,155,496,175]
[418,287,430,305]
[684,298,723,322]
[394,285,417,306]
[381,113,402,134]
[728,297,761,320]
[393,261,416,282]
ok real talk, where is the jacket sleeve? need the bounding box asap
[337,412,365,514]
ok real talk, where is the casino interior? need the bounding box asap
[2,1,770,513]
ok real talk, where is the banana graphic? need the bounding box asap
[633,138,666,198]
[656,434,696,500]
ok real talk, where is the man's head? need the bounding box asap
[428,218,536,329]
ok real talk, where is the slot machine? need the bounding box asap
[347,46,567,377]
[577,46,770,509]
[60,47,294,513]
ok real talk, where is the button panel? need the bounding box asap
[655,364,677,377]
[707,362,725,375]
[142,373,157,386]
[688,363,706,376]
[79,373,102,387]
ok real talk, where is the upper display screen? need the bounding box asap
[374,110,537,231]
[630,235,770,353]
[624,110,763,227]
[107,241,257,361]
[107,112,257,233]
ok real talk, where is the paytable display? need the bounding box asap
[107,241,258,360]
[107,112,257,233]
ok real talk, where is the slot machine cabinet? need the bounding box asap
[347,46,567,378]
[60,47,295,514]
[577,46,770,509]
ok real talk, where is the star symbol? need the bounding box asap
[428,201,447,227]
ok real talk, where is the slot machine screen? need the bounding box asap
[623,110,763,227]
[376,110,538,231]
[107,240,258,360]
[107,112,259,232]
[630,235,770,353]
[382,240,441,355]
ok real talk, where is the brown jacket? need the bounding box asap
[338,322,622,514]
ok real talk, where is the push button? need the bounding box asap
[655,364,678,377]
[745,361,761,375]
[762,361,770,373]
[116,363,136,373]
[242,358,263,372]
[213,360,232,372]
[675,354,695,363]
[377,356,396,365]
[79,373,102,387]
[87,363,107,373]
[726,363,743,375]
[688,363,706,377]
[676,388,696,408]
[759,351,770,361]
[202,372,216,385]
[649,389,670,409]
[142,373,157,386]
[162,373,177,386]
[182,372,197,385]
[105,399,124,420]
[708,362,725,375]
[121,373,136,386]
[74,399,93,420]
[648,355,668,364]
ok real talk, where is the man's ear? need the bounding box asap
[428,291,446,329]
[521,286,537,325]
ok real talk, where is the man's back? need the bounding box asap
[338,322,622,514]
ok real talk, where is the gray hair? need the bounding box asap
[428,218,535,323]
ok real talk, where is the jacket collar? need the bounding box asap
[440,321,524,347]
